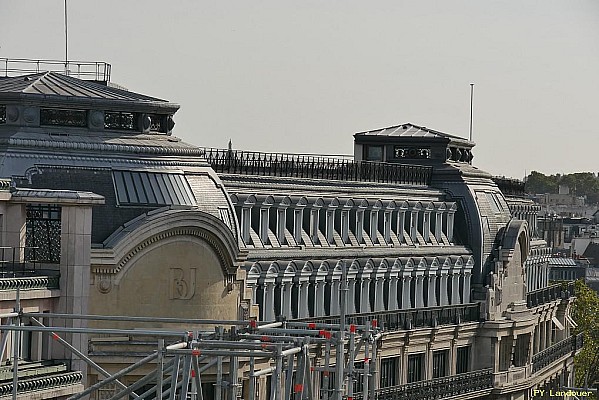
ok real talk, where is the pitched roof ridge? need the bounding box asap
[55,72,165,101]
[22,71,50,94]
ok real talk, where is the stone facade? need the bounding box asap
[0,70,582,399]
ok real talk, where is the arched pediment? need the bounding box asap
[343,198,355,208]
[262,195,275,206]
[279,196,292,207]
[248,262,262,276]
[372,200,383,210]
[284,261,298,274]
[244,194,257,205]
[301,261,314,273]
[267,262,280,275]
[92,209,245,281]
[318,261,330,273]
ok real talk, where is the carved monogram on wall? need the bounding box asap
[169,268,197,300]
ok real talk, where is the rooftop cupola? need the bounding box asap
[0,66,179,135]
[353,123,474,166]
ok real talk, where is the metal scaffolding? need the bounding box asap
[0,269,382,400]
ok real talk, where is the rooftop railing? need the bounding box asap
[202,147,433,186]
[0,57,111,82]
[295,303,481,331]
[526,282,575,308]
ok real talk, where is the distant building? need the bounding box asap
[548,257,587,282]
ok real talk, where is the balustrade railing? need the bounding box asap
[354,368,493,400]
[201,147,432,186]
[0,275,59,291]
[295,303,481,331]
[527,282,575,308]
[0,371,82,396]
[532,333,583,373]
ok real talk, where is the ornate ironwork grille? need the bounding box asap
[40,108,87,127]
[0,105,5,124]
[104,111,137,130]
[25,205,61,263]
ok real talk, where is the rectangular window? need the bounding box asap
[40,108,87,127]
[513,334,531,367]
[105,111,137,130]
[352,361,365,394]
[456,346,470,374]
[407,353,424,383]
[432,350,448,378]
[0,105,6,124]
[380,357,399,388]
[364,145,383,161]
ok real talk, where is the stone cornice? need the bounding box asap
[5,151,209,168]
[220,174,444,199]
[245,245,473,261]
[6,136,205,157]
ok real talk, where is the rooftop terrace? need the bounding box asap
[202,147,433,186]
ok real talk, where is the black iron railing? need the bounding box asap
[0,371,82,396]
[493,176,525,198]
[532,333,583,373]
[295,303,481,331]
[355,368,493,400]
[0,57,111,82]
[202,147,433,186]
[527,282,575,308]
[25,204,61,264]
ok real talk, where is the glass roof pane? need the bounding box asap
[122,171,138,203]
[163,174,181,205]
[139,173,157,204]
[131,172,148,203]
[113,170,129,204]
[156,174,173,204]
[147,173,165,204]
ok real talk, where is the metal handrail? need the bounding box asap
[0,58,111,82]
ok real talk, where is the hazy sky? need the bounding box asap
[1,1,598,178]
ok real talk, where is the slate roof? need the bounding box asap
[354,122,467,141]
[583,242,599,264]
[0,72,166,102]
[547,257,578,267]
